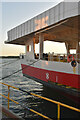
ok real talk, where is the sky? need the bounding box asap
[0,0,69,56]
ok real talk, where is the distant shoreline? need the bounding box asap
[0,56,19,58]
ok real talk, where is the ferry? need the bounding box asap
[5,2,80,95]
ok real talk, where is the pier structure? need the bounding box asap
[5,2,80,61]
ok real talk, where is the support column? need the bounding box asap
[31,37,36,59]
[76,41,80,62]
[39,33,44,59]
[25,38,35,59]
[65,42,70,55]
[33,37,35,54]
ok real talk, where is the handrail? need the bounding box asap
[0,82,19,90]
[0,93,52,120]
[35,53,80,63]
[0,82,80,120]
[30,92,80,112]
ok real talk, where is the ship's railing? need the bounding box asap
[35,53,80,63]
[0,82,80,120]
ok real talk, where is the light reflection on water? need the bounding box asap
[0,58,79,119]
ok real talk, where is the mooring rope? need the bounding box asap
[0,59,20,68]
[0,59,39,80]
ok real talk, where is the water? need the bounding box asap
[0,58,79,119]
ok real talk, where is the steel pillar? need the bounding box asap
[39,33,44,59]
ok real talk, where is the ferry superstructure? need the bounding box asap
[5,2,80,93]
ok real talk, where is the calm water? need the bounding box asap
[0,58,79,119]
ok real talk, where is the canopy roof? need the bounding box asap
[5,2,80,47]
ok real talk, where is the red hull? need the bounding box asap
[21,64,80,89]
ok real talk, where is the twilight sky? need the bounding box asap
[0,0,68,56]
